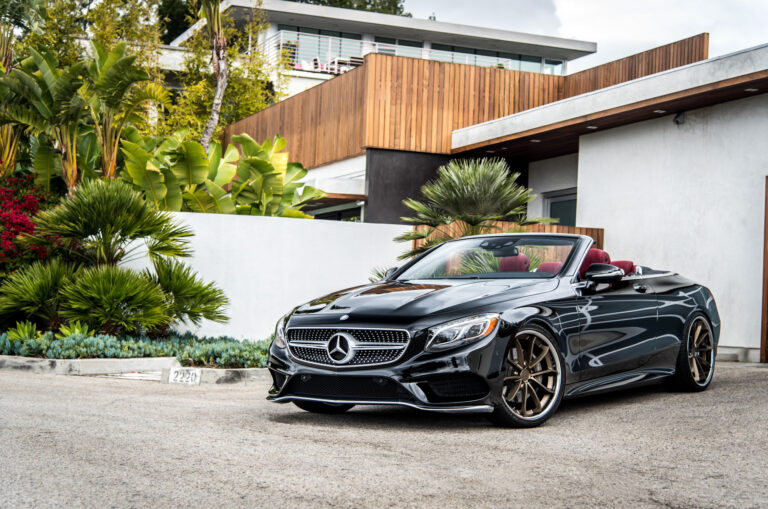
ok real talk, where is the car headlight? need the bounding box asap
[273,316,287,349]
[425,313,500,352]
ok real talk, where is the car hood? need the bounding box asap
[293,278,559,320]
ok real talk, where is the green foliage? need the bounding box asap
[55,320,92,339]
[60,265,170,335]
[0,331,271,368]
[148,258,229,327]
[30,179,192,266]
[395,158,554,259]
[161,11,285,141]
[7,320,39,341]
[288,0,409,15]
[121,131,325,216]
[0,259,76,329]
[159,0,191,44]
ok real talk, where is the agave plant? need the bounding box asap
[84,41,170,180]
[26,179,192,266]
[394,158,554,259]
[0,47,88,191]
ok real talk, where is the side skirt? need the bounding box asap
[563,368,675,398]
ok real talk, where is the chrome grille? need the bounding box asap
[286,328,410,367]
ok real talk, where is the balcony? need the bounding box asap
[261,30,564,75]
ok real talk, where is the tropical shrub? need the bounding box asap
[60,265,170,335]
[55,320,92,339]
[147,258,229,328]
[0,259,76,329]
[120,131,325,217]
[28,179,192,266]
[6,320,39,341]
[0,331,271,369]
[394,158,554,259]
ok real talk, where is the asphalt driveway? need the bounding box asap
[1,363,767,508]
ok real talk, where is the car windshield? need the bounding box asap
[396,236,578,280]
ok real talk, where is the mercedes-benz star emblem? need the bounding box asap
[327,332,356,364]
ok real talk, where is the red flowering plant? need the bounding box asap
[0,175,62,279]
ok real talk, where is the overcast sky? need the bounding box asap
[403,0,768,71]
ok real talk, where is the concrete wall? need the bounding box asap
[577,94,768,360]
[527,153,579,218]
[132,213,408,340]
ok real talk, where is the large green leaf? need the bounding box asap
[120,140,168,208]
[32,136,61,192]
[170,141,208,187]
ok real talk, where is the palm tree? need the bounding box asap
[394,158,553,259]
[198,0,228,153]
[85,41,169,179]
[0,24,20,176]
[0,48,87,191]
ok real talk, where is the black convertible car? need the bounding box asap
[267,233,720,427]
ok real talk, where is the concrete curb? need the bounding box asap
[161,367,270,385]
[0,355,180,375]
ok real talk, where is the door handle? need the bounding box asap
[633,283,648,293]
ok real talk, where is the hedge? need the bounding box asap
[0,332,271,369]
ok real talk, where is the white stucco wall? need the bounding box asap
[130,214,407,340]
[527,153,579,218]
[577,94,768,359]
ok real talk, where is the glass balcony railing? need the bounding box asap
[260,31,562,75]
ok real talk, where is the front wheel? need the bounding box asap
[487,324,565,428]
[671,313,715,391]
[293,400,355,414]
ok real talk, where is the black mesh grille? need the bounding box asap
[283,375,410,401]
[418,374,490,403]
[286,328,409,367]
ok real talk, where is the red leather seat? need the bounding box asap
[537,262,563,275]
[611,260,636,276]
[579,248,611,278]
[500,254,530,272]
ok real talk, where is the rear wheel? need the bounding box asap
[672,313,715,391]
[293,400,355,414]
[487,324,565,428]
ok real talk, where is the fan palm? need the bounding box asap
[395,158,553,259]
[198,0,228,152]
[0,47,87,191]
[85,41,170,180]
[27,179,192,266]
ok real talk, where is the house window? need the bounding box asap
[544,188,577,227]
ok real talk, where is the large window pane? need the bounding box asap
[520,55,542,73]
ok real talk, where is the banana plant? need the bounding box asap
[0,47,87,191]
[85,41,169,180]
[0,24,20,176]
[120,131,325,217]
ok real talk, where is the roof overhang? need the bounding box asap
[173,0,596,61]
[451,44,768,161]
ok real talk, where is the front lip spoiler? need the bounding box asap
[268,395,495,414]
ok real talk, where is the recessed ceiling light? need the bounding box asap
[586,126,598,130]
[653,109,666,114]
[745,88,759,92]
[530,139,541,143]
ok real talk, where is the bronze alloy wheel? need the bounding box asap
[687,316,714,385]
[501,329,562,420]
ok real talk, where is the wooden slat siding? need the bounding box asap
[563,34,708,98]
[411,222,605,252]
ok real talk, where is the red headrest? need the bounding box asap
[500,254,530,272]
[537,262,563,275]
[579,249,611,278]
[611,260,635,276]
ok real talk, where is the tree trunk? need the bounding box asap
[201,33,228,153]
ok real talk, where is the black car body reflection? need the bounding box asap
[267,234,720,427]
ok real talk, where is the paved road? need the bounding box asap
[1,363,767,508]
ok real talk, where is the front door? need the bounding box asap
[572,277,659,381]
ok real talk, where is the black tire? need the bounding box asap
[487,324,566,428]
[292,400,355,414]
[671,312,715,392]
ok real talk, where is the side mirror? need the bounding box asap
[384,267,399,280]
[584,263,624,283]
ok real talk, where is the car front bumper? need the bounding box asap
[266,329,510,414]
